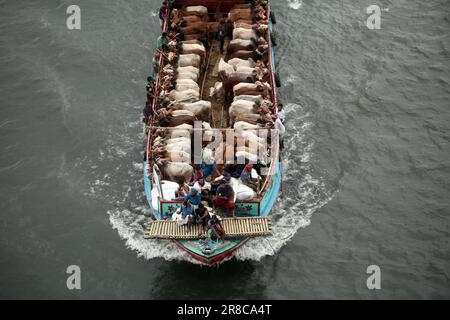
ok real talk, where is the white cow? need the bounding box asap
[218,58,235,77]
[234,121,261,130]
[172,100,211,121]
[233,95,263,104]
[182,43,206,53]
[185,5,208,15]
[233,27,257,41]
[178,54,201,68]
[159,162,194,183]
[177,66,200,76]
[177,71,199,81]
[175,79,200,92]
[167,89,199,103]
[229,100,259,123]
[227,57,255,69]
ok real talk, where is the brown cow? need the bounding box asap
[179,22,208,35]
[229,9,254,23]
[182,10,207,19]
[182,15,204,24]
[229,46,268,64]
[156,109,197,127]
[227,41,256,55]
[229,50,258,61]
[231,4,252,10]
[223,74,256,99]
[233,82,271,97]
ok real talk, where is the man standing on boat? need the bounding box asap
[158,1,170,29]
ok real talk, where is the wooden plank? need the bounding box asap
[144,217,271,239]
[163,221,168,237]
[229,219,234,235]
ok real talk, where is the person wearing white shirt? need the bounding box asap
[277,103,285,124]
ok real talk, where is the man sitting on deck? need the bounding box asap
[213,179,235,217]
[185,188,201,210]
[178,200,195,228]
[192,178,212,206]
[156,32,169,50]
[207,214,225,242]
[195,203,210,231]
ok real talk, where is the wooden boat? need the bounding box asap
[143,0,282,265]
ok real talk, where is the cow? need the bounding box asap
[170,100,211,121]
[229,100,259,123]
[181,43,206,58]
[181,15,203,24]
[233,94,263,104]
[179,22,208,35]
[182,39,204,46]
[229,9,254,23]
[227,39,256,55]
[177,53,201,68]
[175,79,200,92]
[236,66,257,77]
[233,82,271,97]
[229,50,259,62]
[177,70,199,81]
[166,89,199,103]
[185,5,208,15]
[156,108,197,127]
[233,121,261,130]
[157,161,194,183]
[233,27,257,41]
[223,73,255,99]
[228,57,256,69]
[218,58,235,78]
[209,81,225,100]
[231,3,252,10]
[177,65,200,77]
[154,150,191,164]
[234,112,273,125]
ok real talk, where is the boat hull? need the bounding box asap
[142,0,282,266]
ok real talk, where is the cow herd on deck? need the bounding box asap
[144,0,281,210]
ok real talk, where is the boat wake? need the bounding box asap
[83,101,334,264]
[235,102,335,261]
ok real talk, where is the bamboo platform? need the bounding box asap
[144,217,272,239]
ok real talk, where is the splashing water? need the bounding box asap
[287,0,302,10]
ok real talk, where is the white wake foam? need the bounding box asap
[287,0,303,10]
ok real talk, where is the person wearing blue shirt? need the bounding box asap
[185,188,201,209]
[201,161,219,180]
[180,200,195,228]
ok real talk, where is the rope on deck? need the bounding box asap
[144,217,272,239]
